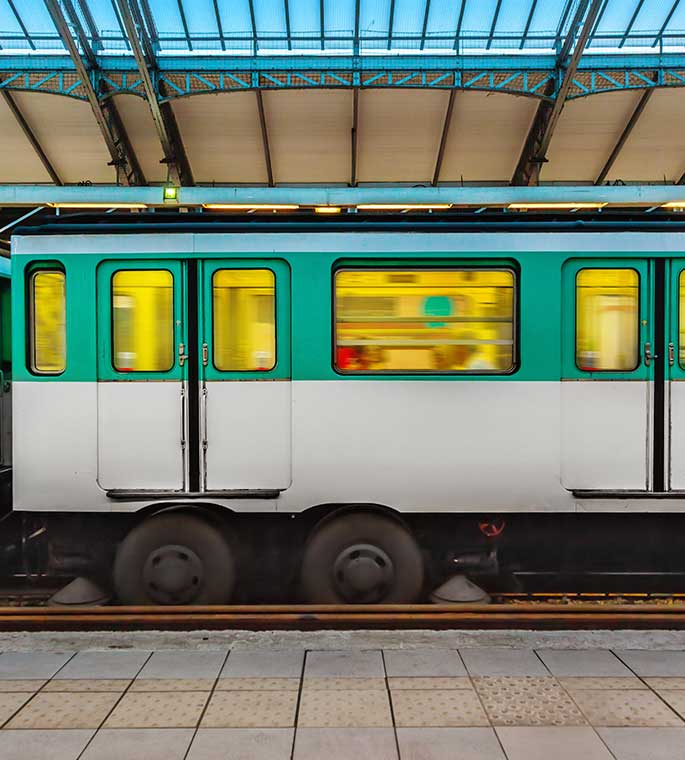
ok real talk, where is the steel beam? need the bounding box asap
[248,0,258,54]
[487,0,503,50]
[7,0,35,50]
[353,0,360,54]
[420,0,431,51]
[512,0,603,186]
[283,0,291,51]
[654,0,680,47]
[387,0,395,50]
[520,0,538,50]
[44,0,145,186]
[76,0,102,53]
[176,0,192,52]
[620,0,645,48]
[319,0,325,50]
[351,87,359,187]
[1,91,62,185]
[595,86,654,185]
[453,0,467,50]
[255,91,273,187]
[213,0,225,50]
[432,89,456,186]
[114,0,193,186]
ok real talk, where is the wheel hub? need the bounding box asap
[332,543,395,602]
[142,544,204,604]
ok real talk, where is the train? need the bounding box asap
[3,213,685,604]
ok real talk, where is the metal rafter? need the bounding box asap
[653,0,680,47]
[512,0,603,186]
[554,0,574,51]
[594,85,654,185]
[255,91,273,187]
[487,0,503,50]
[44,0,145,186]
[319,0,324,50]
[1,91,62,185]
[283,0,291,51]
[520,0,538,50]
[620,0,646,48]
[432,89,456,186]
[176,0,192,52]
[247,0,258,54]
[420,0,431,51]
[7,0,35,50]
[387,0,395,50]
[453,0,467,50]
[588,0,609,45]
[138,0,159,51]
[115,0,193,186]
[354,0,360,54]
[351,88,359,187]
[110,0,131,50]
[76,0,102,52]
[212,0,225,50]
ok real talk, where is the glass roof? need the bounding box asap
[0,0,684,55]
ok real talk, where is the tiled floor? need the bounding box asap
[0,647,685,758]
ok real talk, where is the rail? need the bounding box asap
[1,603,685,631]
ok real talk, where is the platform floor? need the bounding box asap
[0,639,685,759]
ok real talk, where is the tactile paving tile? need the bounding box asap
[0,680,45,692]
[298,689,393,727]
[558,677,646,691]
[103,691,209,728]
[303,678,386,690]
[6,691,121,729]
[570,689,684,727]
[652,690,685,719]
[201,690,298,728]
[388,677,473,690]
[0,693,33,724]
[216,678,300,691]
[390,689,490,727]
[644,677,685,691]
[473,677,586,727]
[130,678,216,692]
[42,679,131,692]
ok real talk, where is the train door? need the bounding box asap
[199,260,291,491]
[96,260,187,490]
[561,259,653,491]
[667,260,685,489]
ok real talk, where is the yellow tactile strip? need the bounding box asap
[645,677,685,691]
[104,692,210,729]
[302,677,387,690]
[215,678,300,691]
[390,689,489,727]
[571,689,685,727]
[298,689,393,727]
[0,693,33,725]
[658,690,685,720]
[558,676,646,691]
[201,690,298,728]
[473,676,587,727]
[6,692,121,729]
[387,677,473,690]
[43,679,131,693]
[0,681,46,693]
[130,678,216,692]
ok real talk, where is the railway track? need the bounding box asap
[1,601,685,631]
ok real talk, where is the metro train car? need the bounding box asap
[5,214,685,605]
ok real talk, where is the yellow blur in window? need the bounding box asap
[334,269,515,373]
[30,270,66,374]
[213,269,276,371]
[576,268,639,372]
[679,271,685,368]
[112,270,174,372]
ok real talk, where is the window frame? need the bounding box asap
[211,266,278,373]
[574,266,641,374]
[27,266,66,376]
[109,267,175,374]
[332,265,519,376]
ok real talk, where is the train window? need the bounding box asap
[334,269,516,374]
[111,270,174,372]
[575,268,639,372]
[680,270,685,368]
[29,270,66,374]
[213,269,276,371]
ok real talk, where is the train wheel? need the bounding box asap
[300,511,424,603]
[113,513,235,605]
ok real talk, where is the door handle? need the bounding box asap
[669,341,675,367]
[178,342,189,367]
[644,342,652,367]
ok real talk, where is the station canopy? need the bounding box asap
[1,0,685,189]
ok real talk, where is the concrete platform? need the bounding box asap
[0,631,684,759]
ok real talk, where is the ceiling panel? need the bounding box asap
[438,92,538,183]
[112,95,167,184]
[542,90,644,183]
[607,89,685,183]
[263,90,352,183]
[357,89,449,183]
[11,93,115,184]
[0,94,52,183]
[172,93,267,184]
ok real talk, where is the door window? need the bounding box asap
[212,269,276,371]
[29,269,66,374]
[111,270,174,372]
[575,268,639,372]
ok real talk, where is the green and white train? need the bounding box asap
[4,215,685,604]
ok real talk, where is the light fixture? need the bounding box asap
[507,202,607,210]
[314,206,342,214]
[163,186,179,202]
[47,202,148,209]
[661,201,685,209]
[357,204,452,210]
[203,204,300,211]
